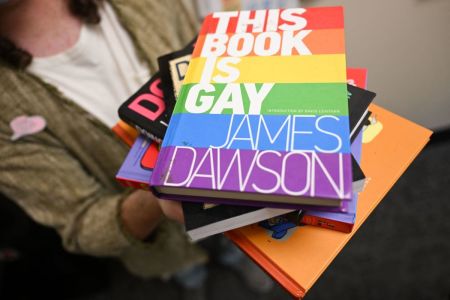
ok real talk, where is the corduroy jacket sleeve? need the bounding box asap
[0,128,133,256]
[0,126,207,277]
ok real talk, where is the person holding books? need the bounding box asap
[0,0,206,276]
[0,0,273,298]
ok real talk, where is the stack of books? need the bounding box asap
[114,7,431,299]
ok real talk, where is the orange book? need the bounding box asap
[225,104,432,298]
[112,120,139,147]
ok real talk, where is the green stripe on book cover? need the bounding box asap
[174,83,348,116]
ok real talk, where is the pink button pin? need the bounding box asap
[10,115,47,141]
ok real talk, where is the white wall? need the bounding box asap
[302,0,450,129]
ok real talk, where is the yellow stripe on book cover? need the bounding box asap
[184,54,347,84]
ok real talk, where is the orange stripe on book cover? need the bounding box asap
[192,28,345,58]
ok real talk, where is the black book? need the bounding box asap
[348,84,376,142]
[158,38,196,105]
[118,72,170,143]
[118,40,195,143]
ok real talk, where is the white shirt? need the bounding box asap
[28,2,150,128]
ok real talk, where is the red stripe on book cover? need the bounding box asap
[199,7,343,35]
[300,215,353,233]
[116,178,149,190]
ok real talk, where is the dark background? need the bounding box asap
[1,135,449,300]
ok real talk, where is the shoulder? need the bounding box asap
[0,64,64,147]
[0,64,50,106]
[0,65,29,121]
[110,0,199,49]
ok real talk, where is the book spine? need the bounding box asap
[300,215,352,233]
[112,122,137,147]
[116,178,149,190]
[135,125,162,144]
[150,85,187,187]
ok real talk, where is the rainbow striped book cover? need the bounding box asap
[151,7,352,208]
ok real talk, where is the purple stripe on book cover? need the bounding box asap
[152,146,353,201]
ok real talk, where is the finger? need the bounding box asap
[158,198,184,224]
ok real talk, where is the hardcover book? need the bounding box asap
[113,85,371,240]
[114,67,373,240]
[348,84,374,141]
[225,104,432,298]
[118,72,170,143]
[184,133,365,241]
[152,7,352,208]
[182,67,373,241]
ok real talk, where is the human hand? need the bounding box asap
[121,190,163,240]
[121,191,184,240]
[158,198,184,224]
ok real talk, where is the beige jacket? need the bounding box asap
[0,0,207,277]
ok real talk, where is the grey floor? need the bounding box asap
[1,141,449,300]
[307,140,450,300]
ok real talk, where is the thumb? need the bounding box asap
[158,198,185,224]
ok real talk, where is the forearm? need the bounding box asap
[120,190,164,240]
